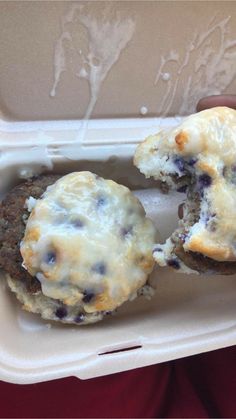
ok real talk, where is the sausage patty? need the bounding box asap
[0,175,60,293]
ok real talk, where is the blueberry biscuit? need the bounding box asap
[134,107,236,274]
[4,172,156,324]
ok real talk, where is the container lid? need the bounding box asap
[0,1,236,122]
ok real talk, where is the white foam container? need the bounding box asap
[1,1,236,384]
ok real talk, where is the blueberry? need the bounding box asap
[153,247,163,253]
[177,185,188,193]
[204,214,210,224]
[178,203,184,219]
[91,262,106,275]
[179,233,187,242]
[223,166,228,177]
[209,221,217,232]
[55,306,67,319]
[167,259,180,269]
[204,212,216,225]
[71,218,84,228]
[121,226,133,238]
[188,158,197,166]
[198,174,212,188]
[173,157,185,173]
[97,196,106,208]
[45,251,56,265]
[82,291,95,303]
[226,165,236,184]
[74,313,85,323]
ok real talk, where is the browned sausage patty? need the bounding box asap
[169,198,236,275]
[174,242,236,275]
[0,175,60,293]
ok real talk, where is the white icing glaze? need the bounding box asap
[50,3,135,126]
[20,172,156,313]
[140,106,148,116]
[25,196,37,212]
[50,31,72,98]
[18,168,36,180]
[161,72,171,82]
[0,146,53,171]
[154,16,236,116]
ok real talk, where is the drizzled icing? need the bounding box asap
[154,16,236,116]
[50,3,135,124]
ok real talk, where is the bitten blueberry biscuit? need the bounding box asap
[134,107,236,275]
[3,172,156,324]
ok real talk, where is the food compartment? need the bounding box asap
[1,128,236,384]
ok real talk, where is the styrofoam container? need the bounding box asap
[1,1,236,384]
